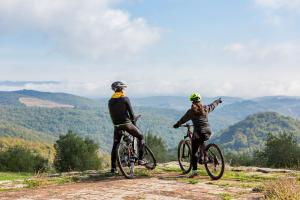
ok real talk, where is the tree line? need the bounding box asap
[225,132,300,169]
[1,130,299,173]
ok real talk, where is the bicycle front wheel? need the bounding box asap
[204,143,225,180]
[178,140,192,174]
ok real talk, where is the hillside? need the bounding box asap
[0,121,56,143]
[133,96,243,110]
[132,95,300,132]
[0,90,101,109]
[1,90,300,152]
[0,137,55,161]
[210,96,300,131]
[213,112,300,152]
[0,90,184,151]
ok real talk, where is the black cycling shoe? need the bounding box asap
[106,168,118,176]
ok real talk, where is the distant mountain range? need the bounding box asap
[132,95,300,132]
[0,90,300,153]
[212,112,300,153]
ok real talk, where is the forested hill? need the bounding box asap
[0,90,183,152]
[1,90,300,153]
[212,112,300,153]
[0,90,101,109]
[132,95,300,131]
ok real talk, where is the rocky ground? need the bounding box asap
[0,163,299,200]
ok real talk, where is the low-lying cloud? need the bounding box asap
[1,80,300,98]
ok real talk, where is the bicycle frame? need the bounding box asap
[181,124,206,164]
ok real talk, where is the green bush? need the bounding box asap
[0,146,48,172]
[254,132,300,168]
[54,131,101,172]
[145,133,168,162]
[225,151,254,166]
[225,132,300,169]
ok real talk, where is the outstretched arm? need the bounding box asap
[173,109,192,128]
[205,98,222,113]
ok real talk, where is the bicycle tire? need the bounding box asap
[204,143,225,180]
[116,143,134,179]
[143,145,156,170]
[177,140,192,174]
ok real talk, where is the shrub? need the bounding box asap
[145,133,168,162]
[54,130,101,172]
[0,146,48,172]
[255,133,300,168]
[225,152,254,166]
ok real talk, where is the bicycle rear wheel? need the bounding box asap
[177,140,192,174]
[143,145,156,170]
[116,143,134,179]
[204,143,225,180]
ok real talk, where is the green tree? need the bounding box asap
[54,130,101,172]
[145,133,167,162]
[0,146,48,172]
[254,132,300,168]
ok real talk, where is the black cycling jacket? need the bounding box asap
[175,100,220,139]
[108,96,135,126]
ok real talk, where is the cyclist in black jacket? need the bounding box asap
[173,93,222,177]
[108,81,145,174]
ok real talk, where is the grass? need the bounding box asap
[263,176,300,200]
[220,193,233,200]
[222,171,277,182]
[0,172,33,181]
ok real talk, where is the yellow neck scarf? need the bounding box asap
[111,91,125,98]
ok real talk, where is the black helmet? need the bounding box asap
[111,81,127,91]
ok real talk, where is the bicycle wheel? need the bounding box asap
[204,143,225,180]
[177,140,192,174]
[116,143,135,179]
[143,145,156,170]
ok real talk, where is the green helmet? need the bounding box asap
[189,93,202,102]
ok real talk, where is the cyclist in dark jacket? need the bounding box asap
[108,81,145,174]
[173,93,222,177]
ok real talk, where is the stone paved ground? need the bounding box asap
[0,173,262,200]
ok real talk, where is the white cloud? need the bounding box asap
[254,0,300,24]
[0,0,160,59]
[224,40,300,64]
[255,0,300,10]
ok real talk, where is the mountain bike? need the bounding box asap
[177,124,225,180]
[116,115,156,179]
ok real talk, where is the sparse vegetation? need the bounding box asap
[263,176,300,200]
[220,193,232,200]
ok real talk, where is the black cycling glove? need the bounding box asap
[173,123,180,129]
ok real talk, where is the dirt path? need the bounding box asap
[0,173,262,200]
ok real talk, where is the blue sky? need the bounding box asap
[0,0,299,97]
